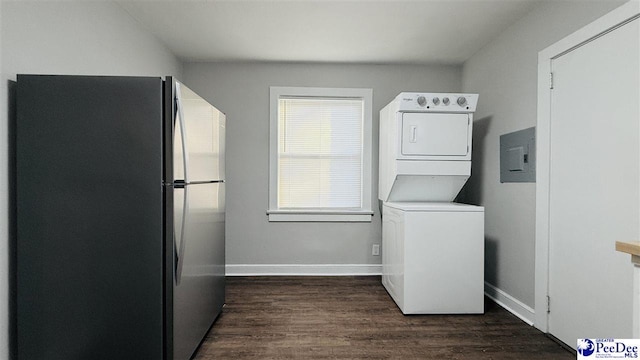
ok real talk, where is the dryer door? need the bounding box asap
[401,113,469,157]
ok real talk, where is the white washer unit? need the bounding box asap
[379,92,485,314]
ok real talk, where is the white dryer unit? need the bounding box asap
[379,92,478,202]
[379,92,484,314]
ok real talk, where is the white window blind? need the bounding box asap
[278,97,363,209]
[268,87,373,222]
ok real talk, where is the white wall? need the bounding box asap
[0,2,182,357]
[184,62,461,273]
[460,0,625,313]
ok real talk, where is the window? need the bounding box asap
[268,87,373,222]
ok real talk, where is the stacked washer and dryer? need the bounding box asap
[379,92,485,314]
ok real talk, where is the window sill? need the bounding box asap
[267,210,374,222]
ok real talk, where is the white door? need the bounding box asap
[547,16,639,347]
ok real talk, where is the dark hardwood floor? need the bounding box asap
[194,276,572,359]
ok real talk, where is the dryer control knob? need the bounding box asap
[443,97,450,105]
[432,97,440,105]
[457,96,467,106]
[417,96,427,106]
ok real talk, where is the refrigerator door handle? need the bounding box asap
[175,82,190,183]
[174,186,189,285]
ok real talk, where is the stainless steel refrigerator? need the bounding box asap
[16,75,225,360]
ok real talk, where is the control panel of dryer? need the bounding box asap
[397,93,478,113]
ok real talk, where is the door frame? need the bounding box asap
[535,0,640,332]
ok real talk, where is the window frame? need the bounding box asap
[268,86,373,222]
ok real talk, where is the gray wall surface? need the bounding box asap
[184,62,461,267]
[460,0,626,309]
[0,2,182,357]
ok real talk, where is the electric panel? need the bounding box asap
[500,127,536,183]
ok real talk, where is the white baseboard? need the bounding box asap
[226,264,382,276]
[484,282,535,326]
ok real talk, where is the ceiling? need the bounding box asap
[117,0,542,65]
